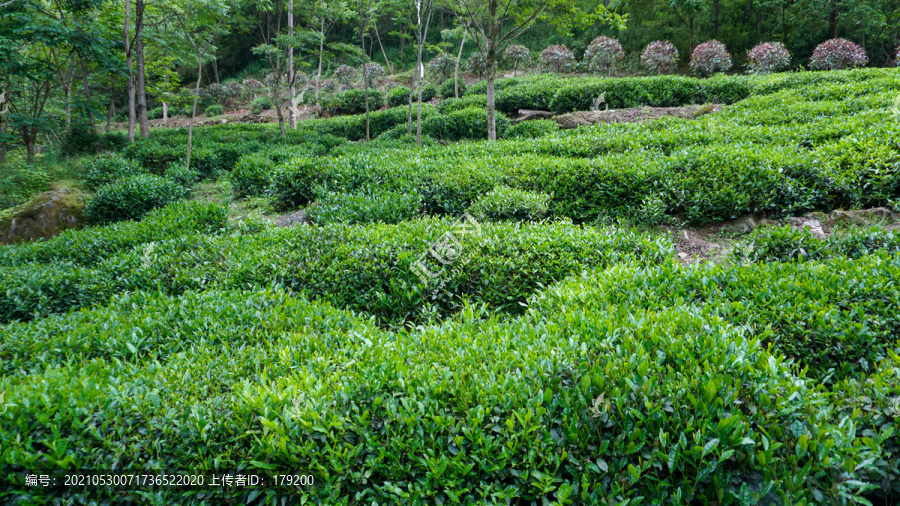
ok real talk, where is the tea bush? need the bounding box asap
[421,105,510,141]
[436,94,486,113]
[501,119,559,139]
[1,282,892,503]
[82,153,146,191]
[439,78,465,98]
[387,85,411,107]
[738,224,900,263]
[250,96,273,114]
[205,104,224,116]
[0,219,674,325]
[328,89,385,115]
[533,251,900,380]
[468,186,550,221]
[306,187,424,224]
[0,201,227,267]
[84,175,188,225]
[549,75,701,113]
[420,83,437,102]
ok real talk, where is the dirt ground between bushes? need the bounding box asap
[663,208,900,265]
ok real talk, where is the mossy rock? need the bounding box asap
[0,188,87,244]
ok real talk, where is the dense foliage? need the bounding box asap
[640,40,679,75]
[690,40,733,77]
[746,42,792,74]
[541,45,575,75]
[585,36,625,76]
[2,67,900,504]
[809,38,869,70]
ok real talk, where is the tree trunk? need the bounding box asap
[124,0,136,142]
[360,0,370,142]
[162,74,169,127]
[186,59,203,172]
[407,88,414,135]
[416,39,423,145]
[135,0,150,138]
[288,0,296,129]
[829,9,838,38]
[486,39,497,141]
[316,18,325,116]
[275,89,287,137]
[374,23,394,74]
[106,93,114,133]
[79,56,95,131]
[63,68,73,135]
[455,32,466,97]
[689,17,694,55]
[0,113,6,165]
[712,0,720,37]
[22,127,36,163]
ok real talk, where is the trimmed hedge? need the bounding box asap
[502,119,559,139]
[1,276,893,502]
[84,175,188,225]
[440,78,466,98]
[550,75,702,113]
[82,153,146,191]
[421,106,510,142]
[306,188,423,224]
[0,202,227,267]
[328,89,385,115]
[532,251,900,382]
[0,219,673,325]
[387,85,411,107]
[468,186,550,221]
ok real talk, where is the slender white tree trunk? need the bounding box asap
[288,0,296,129]
[124,0,136,142]
[455,32,466,98]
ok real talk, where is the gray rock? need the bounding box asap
[0,188,87,244]
[787,216,827,239]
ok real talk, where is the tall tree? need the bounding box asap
[449,0,624,140]
[410,0,433,145]
[135,0,149,138]
[302,0,351,115]
[254,0,313,136]
[124,0,136,141]
[171,0,231,171]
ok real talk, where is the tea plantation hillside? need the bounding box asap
[2,69,900,504]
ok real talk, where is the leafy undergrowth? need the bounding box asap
[2,68,900,504]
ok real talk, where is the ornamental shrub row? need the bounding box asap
[458,67,898,115]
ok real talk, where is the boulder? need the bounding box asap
[0,188,87,244]
[515,110,554,123]
[786,216,827,239]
